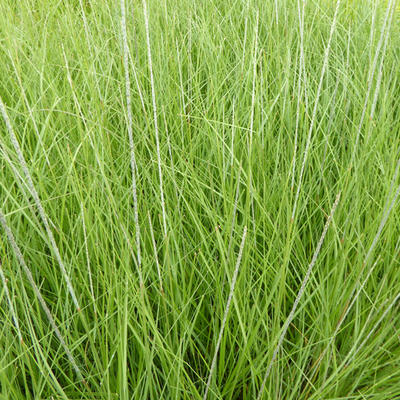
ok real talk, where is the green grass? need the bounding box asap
[1,0,400,398]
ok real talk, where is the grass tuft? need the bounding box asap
[1,1,400,398]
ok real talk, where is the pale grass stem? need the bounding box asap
[291,0,341,222]
[300,0,308,112]
[291,0,306,191]
[143,0,167,238]
[257,193,340,400]
[227,168,242,257]
[148,212,163,293]
[249,13,258,240]
[241,3,249,75]
[343,25,352,117]
[0,258,23,343]
[120,0,142,285]
[231,99,235,168]
[351,0,396,162]
[0,146,26,191]
[0,210,84,381]
[368,0,396,127]
[176,40,186,138]
[203,226,247,400]
[0,96,81,311]
[249,13,258,150]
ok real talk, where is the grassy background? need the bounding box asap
[1,0,400,398]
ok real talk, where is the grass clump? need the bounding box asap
[1,0,400,399]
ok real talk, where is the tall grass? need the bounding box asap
[0,0,400,399]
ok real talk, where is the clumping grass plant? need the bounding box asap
[1,0,400,399]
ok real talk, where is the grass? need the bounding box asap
[0,0,400,399]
